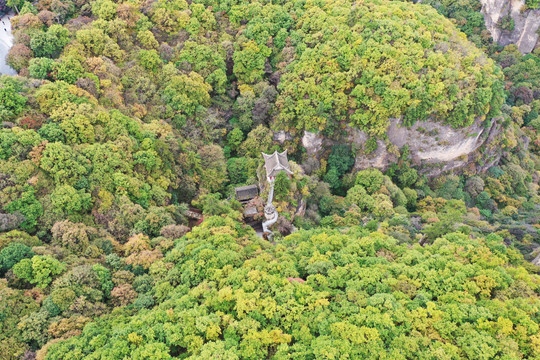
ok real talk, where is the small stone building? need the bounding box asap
[234,184,259,203]
[235,184,260,220]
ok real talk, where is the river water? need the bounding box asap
[0,12,16,75]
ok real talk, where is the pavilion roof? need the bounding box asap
[262,150,292,178]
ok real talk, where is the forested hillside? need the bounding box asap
[0,0,538,358]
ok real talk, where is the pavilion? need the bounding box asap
[262,150,292,182]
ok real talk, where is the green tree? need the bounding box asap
[0,76,27,119]
[152,7,190,34]
[328,145,354,178]
[323,167,341,193]
[91,0,117,20]
[162,72,211,125]
[0,230,41,250]
[0,243,34,275]
[233,40,270,84]
[346,185,375,212]
[35,81,95,114]
[93,264,114,298]
[227,157,249,185]
[5,185,43,233]
[137,30,159,49]
[324,144,354,194]
[403,188,418,211]
[355,169,384,194]
[51,185,92,216]
[137,49,162,73]
[17,310,50,349]
[178,41,227,93]
[424,200,467,240]
[238,125,273,158]
[30,24,70,58]
[198,144,227,193]
[274,171,291,200]
[397,167,418,188]
[6,0,24,13]
[39,142,89,185]
[18,2,37,15]
[28,57,56,80]
[53,56,86,84]
[227,128,244,154]
[13,255,66,288]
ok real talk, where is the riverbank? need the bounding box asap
[0,12,16,75]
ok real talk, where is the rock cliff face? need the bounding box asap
[480,0,540,53]
[298,118,501,177]
[0,13,16,75]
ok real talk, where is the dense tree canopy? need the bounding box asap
[276,0,504,135]
[0,0,538,358]
[45,216,540,359]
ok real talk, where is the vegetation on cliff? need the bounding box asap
[276,0,504,135]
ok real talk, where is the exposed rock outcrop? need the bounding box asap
[480,0,540,53]
[273,130,293,143]
[302,131,323,156]
[532,249,540,267]
[351,118,501,176]
[387,118,487,163]
[284,117,502,177]
[0,12,16,75]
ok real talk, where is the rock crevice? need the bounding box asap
[480,0,540,53]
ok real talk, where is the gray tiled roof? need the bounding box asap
[262,150,293,178]
[235,184,259,201]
